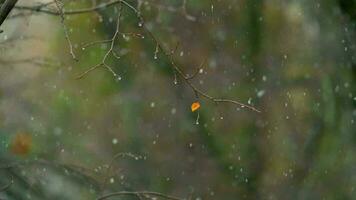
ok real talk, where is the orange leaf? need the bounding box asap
[10,132,32,156]
[191,102,200,112]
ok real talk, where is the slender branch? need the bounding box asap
[186,58,206,80]
[121,2,261,112]
[100,152,142,195]
[81,39,112,49]
[11,0,122,15]
[97,191,184,200]
[4,0,261,112]
[54,0,77,61]
[10,0,196,21]
[76,3,123,79]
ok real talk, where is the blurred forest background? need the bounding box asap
[0,0,356,199]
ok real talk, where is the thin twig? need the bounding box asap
[97,191,184,200]
[100,152,142,195]
[12,0,122,15]
[76,3,123,79]
[186,58,206,80]
[81,39,112,49]
[5,0,261,112]
[54,0,78,61]
[10,0,196,21]
[120,1,261,112]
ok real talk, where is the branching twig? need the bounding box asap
[54,0,77,61]
[76,4,123,79]
[10,0,196,21]
[12,0,123,16]
[77,0,261,112]
[4,0,261,112]
[120,2,261,113]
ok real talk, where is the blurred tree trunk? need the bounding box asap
[0,0,18,28]
[338,0,356,100]
[243,0,265,198]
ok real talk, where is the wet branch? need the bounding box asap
[100,152,143,195]
[4,0,261,113]
[97,191,184,200]
[54,0,77,61]
[124,2,261,112]
[76,3,123,80]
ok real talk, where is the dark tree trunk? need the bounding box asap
[0,0,18,29]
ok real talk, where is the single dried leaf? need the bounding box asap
[10,132,32,156]
[191,102,200,112]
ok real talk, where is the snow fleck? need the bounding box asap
[150,102,155,108]
[112,138,118,145]
[110,178,115,184]
[257,90,265,98]
[171,108,177,115]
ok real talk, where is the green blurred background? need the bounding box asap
[0,0,356,199]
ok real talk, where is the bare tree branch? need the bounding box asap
[119,1,261,112]
[100,152,142,194]
[10,0,196,21]
[1,0,261,112]
[76,3,123,79]
[54,0,77,61]
[12,0,123,16]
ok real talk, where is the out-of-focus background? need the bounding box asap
[0,0,355,199]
